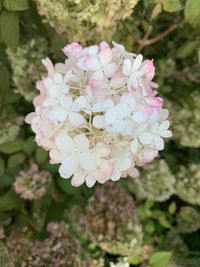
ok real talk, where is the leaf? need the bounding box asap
[23,137,36,156]
[0,10,19,47]
[161,0,183,12]
[176,41,198,58]
[0,175,13,188]
[7,153,26,169]
[57,177,81,195]
[159,215,171,228]
[3,0,29,11]
[0,191,22,211]
[0,66,10,92]
[149,251,172,267]
[185,0,200,28]
[0,0,2,11]
[35,147,48,164]
[0,139,23,154]
[0,159,5,176]
[168,201,177,214]
[151,3,162,20]
[128,255,141,265]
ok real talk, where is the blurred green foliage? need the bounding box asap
[0,0,200,266]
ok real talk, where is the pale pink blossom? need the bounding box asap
[26,41,172,187]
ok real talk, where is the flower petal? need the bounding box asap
[74,134,90,152]
[59,155,78,178]
[55,133,75,153]
[79,152,96,172]
[154,136,164,150]
[69,112,85,128]
[93,115,106,128]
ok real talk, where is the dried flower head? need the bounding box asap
[132,159,175,201]
[175,163,200,205]
[14,163,52,200]
[36,0,139,43]
[26,222,92,267]
[26,41,171,187]
[7,38,48,101]
[70,182,143,256]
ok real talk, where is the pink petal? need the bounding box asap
[99,46,112,66]
[78,56,100,71]
[104,62,117,78]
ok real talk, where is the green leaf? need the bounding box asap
[0,191,22,211]
[0,10,19,47]
[159,215,171,228]
[0,0,2,11]
[23,137,36,156]
[149,251,172,267]
[0,139,23,154]
[185,0,200,28]
[7,153,26,169]
[0,66,10,92]
[0,159,5,176]
[168,201,177,214]
[176,41,198,58]
[151,3,162,20]
[128,255,141,265]
[0,175,13,188]
[145,221,156,234]
[3,0,29,11]
[57,177,81,195]
[35,147,48,164]
[161,0,183,12]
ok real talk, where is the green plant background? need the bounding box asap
[0,0,200,266]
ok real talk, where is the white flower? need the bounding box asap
[26,41,172,187]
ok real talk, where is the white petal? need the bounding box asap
[60,95,72,108]
[99,47,112,66]
[93,115,106,128]
[55,133,74,153]
[69,112,85,128]
[86,176,96,188]
[131,138,139,154]
[139,132,153,145]
[91,70,104,81]
[72,96,87,112]
[130,73,139,88]
[53,73,63,84]
[119,156,132,171]
[74,134,90,152]
[96,142,110,157]
[88,45,99,56]
[105,109,116,124]
[132,111,148,123]
[112,120,126,133]
[128,167,139,178]
[160,130,172,138]
[71,170,86,187]
[115,103,130,119]
[154,136,164,150]
[104,63,117,78]
[79,152,96,172]
[48,107,67,123]
[64,70,72,83]
[159,109,169,121]
[151,122,159,133]
[123,59,132,76]
[59,155,77,178]
[43,98,58,106]
[159,120,170,132]
[132,54,143,70]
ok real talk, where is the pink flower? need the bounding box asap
[26,41,172,187]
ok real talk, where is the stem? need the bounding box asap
[137,19,183,52]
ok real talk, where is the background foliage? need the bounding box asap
[0,0,200,266]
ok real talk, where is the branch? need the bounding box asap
[137,19,183,52]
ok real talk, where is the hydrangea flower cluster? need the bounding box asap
[14,163,52,200]
[26,41,172,187]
